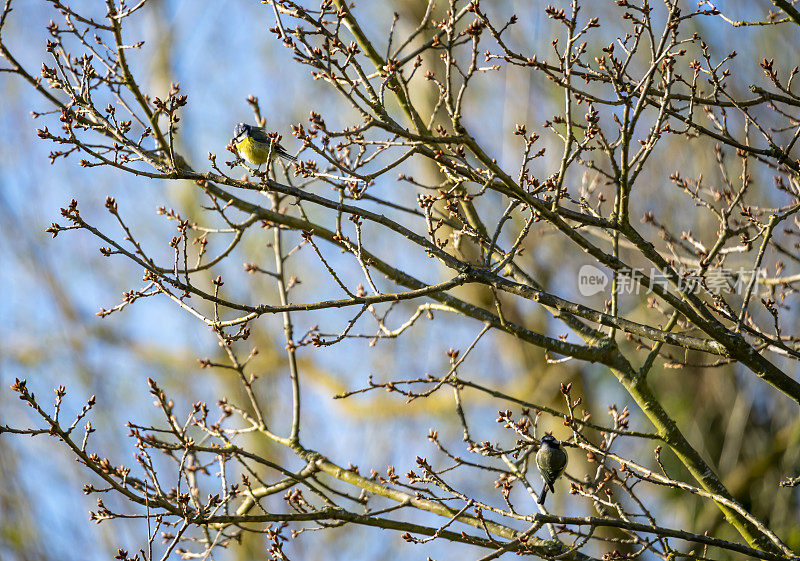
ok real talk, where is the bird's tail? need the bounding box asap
[275,147,298,162]
[537,485,548,505]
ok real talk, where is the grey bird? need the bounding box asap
[536,434,568,505]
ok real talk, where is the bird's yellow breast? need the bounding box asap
[235,136,271,165]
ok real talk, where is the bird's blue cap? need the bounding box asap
[234,123,250,140]
[541,434,559,446]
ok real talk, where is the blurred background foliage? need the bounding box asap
[1,1,798,559]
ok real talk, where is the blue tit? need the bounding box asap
[536,434,568,505]
[233,123,297,165]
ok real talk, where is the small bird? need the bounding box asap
[233,122,297,165]
[536,434,568,505]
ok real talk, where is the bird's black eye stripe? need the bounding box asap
[233,124,249,141]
